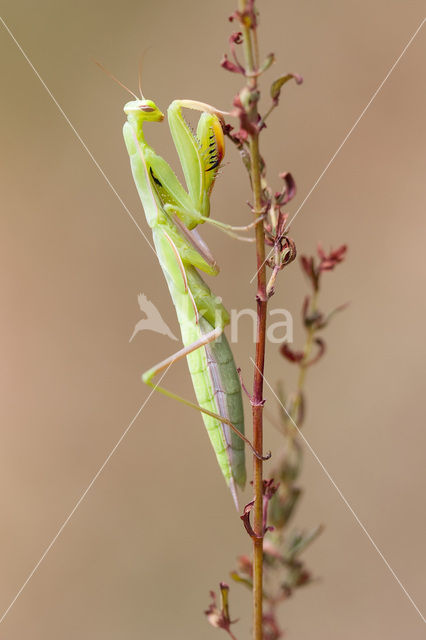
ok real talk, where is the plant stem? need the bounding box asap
[291,290,318,425]
[252,130,267,640]
[238,2,267,638]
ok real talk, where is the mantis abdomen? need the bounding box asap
[201,325,246,490]
[188,318,246,496]
[159,249,246,502]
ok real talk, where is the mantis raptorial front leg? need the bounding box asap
[122,88,258,504]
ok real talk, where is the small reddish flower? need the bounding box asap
[317,243,347,272]
[300,244,347,291]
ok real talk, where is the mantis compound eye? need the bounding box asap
[123,99,164,121]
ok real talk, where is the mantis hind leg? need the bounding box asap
[142,329,270,462]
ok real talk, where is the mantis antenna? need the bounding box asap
[138,59,144,99]
[138,53,145,99]
[94,60,139,100]
[137,47,153,99]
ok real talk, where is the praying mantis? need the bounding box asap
[122,87,264,506]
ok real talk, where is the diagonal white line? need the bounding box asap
[286,18,425,230]
[250,357,426,624]
[0,15,155,255]
[0,362,173,626]
[250,17,426,284]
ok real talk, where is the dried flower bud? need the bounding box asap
[280,342,304,364]
[205,583,237,635]
[317,243,347,271]
[276,171,296,205]
[231,91,259,140]
[305,337,326,366]
[221,54,245,74]
[230,31,243,45]
[259,52,275,73]
[240,499,257,538]
[240,86,260,112]
[263,611,283,640]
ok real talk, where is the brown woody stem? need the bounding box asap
[251,130,267,640]
[238,2,267,638]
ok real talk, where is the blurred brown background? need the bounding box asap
[0,1,425,638]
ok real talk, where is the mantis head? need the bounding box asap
[123,99,164,122]
[94,59,164,122]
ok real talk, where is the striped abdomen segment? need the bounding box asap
[185,317,246,505]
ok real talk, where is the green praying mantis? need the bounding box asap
[121,80,265,506]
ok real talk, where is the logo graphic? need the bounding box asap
[129,293,178,342]
[130,293,294,345]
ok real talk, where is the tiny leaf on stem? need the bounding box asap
[270,73,303,105]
